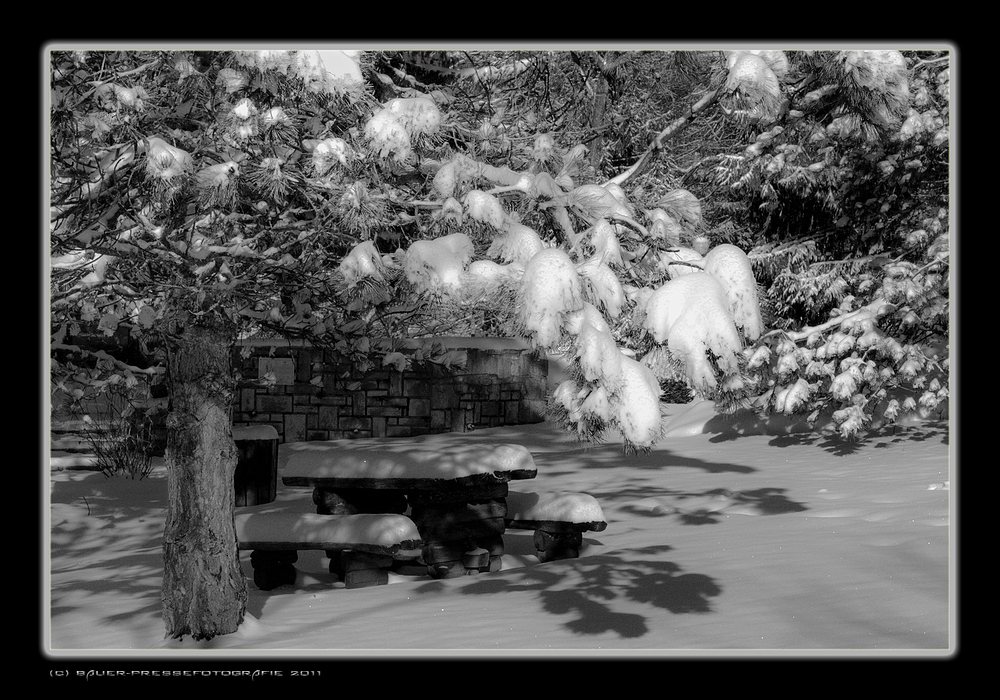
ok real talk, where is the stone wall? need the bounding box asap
[232,337,548,443]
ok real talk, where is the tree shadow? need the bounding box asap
[416,545,722,640]
[702,412,949,457]
[617,486,809,524]
[533,444,758,476]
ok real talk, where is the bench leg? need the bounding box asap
[411,498,509,578]
[250,550,298,590]
[533,530,583,562]
[422,539,473,579]
[341,551,393,589]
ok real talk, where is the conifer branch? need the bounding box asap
[606,87,722,188]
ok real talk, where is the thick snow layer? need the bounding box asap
[284,442,536,481]
[463,259,521,291]
[464,190,507,229]
[613,356,663,447]
[656,188,702,228]
[340,240,384,285]
[47,415,952,656]
[235,512,421,552]
[518,247,583,348]
[404,233,473,295]
[506,490,606,524]
[317,50,363,83]
[588,219,625,268]
[657,247,704,278]
[569,184,633,223]
[702,244,763,340]
[565,302,612,336]
[575,320,623,388]
[232,425,279,441]
[487,222,544,264]
[644,272,744,388]
[578,255,625,319]
[580,385,612,422]
[364,110,412,161]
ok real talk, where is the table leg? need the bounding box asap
[313,487,407,515]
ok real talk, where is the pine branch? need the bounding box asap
[765,297,895,343]
[606,87,723,188]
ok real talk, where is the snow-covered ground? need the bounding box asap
[45,401,954,660]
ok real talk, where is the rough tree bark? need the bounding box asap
[160,312,247,640]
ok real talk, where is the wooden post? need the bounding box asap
[233,425,279,507]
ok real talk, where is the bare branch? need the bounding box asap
[606,87,722,188]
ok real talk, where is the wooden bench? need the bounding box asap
[235,511,423,590]
[504,491,608,562]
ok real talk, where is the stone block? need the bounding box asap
[431,410,448,430]
[403,378,431,397]
[344,568,389,588]
[389,372,403,396]
[257,395,293,414]
[368,406,402,417]
[240,388,256,412]
[318,405,339,430]
[431,383,460,409]
[409,397,432,415]
[351,391,367,415]
[338,416,370,432]
[284,413,307,443]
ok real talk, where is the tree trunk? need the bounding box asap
[160,317,246,640]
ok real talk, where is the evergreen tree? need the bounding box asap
[48,46,951,639]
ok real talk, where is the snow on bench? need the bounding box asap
[504,490,607,532]
[235,511,423,590]
[235,512,422,555]
[504,490,608,563]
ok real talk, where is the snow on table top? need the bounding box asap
[505,490,606,524]
[283,441,536,481]
[235,512,421,552]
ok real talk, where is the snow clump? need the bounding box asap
[577,255,625,319]
[464,190,508,230]
[518,248,583,349]
[403,233,474,296]
[487,222,544,265]
[613,356,664,448]
[701,244,763,340]
[365,111,413,162]
[574,319,624,388]
[144,137,192,181]
[644,272,744,391]
[312,137,352,174]
[340,241,385,286]
[588,220,625,268]
[657,247,704,279]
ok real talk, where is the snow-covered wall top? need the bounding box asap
[232,425,279,441]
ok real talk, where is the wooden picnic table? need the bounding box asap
[281,440,538,578]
